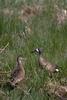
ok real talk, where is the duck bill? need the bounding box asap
[31,50,35,53]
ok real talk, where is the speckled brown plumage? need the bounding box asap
[9,56,25,87]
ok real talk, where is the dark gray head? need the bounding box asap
[32,48,43,55]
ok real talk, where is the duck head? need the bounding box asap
[17,56,23,63]
[17,56,26,64]
[32,48,43,55]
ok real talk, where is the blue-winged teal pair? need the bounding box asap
[9,48,67,99]
[10,48,59,87]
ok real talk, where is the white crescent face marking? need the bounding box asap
[36,48,39,52]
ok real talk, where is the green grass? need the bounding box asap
[0,0,67,100]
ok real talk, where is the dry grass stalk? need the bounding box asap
[0,42,9,54]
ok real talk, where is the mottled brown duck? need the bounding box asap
[9,56,25,87]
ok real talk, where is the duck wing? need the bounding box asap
[11,68,20,79]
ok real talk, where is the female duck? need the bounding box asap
[10,56,25,87]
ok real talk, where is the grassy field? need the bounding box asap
[0,0,67,100]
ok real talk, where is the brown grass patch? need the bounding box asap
[54,5,67,25]
[18,4,44,21]
[44,80,67,99]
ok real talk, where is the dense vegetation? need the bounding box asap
[0,0,67,100]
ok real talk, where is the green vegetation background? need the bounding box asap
[0,0,67,100]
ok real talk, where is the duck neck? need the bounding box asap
[38,52,42,57]
[38,53,42,60]
[17,60,23,69]
[17,60,25,74]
